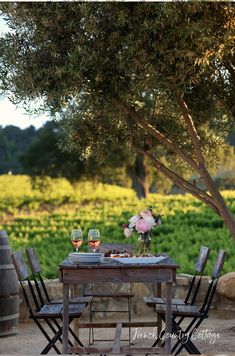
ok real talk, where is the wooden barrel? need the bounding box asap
[0,230,19,336]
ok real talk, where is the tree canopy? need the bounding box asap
[0,2,235,236]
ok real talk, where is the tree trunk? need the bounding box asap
[175,94,235,239]
[127,155,149,199]
[199,167,235,237]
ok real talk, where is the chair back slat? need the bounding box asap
[11,250,30,281]
[27,278,41,311]
[201,249,226,314]
[12,251,39,314]
[190,277,202,305]
[195,246,210,273]
[33,275,46,307]
[200,278,214,312]
[204,281,218,313]
[212,249,226,279]
[26,247,51,304]
[26,247,41,273]
[184,246,210,304]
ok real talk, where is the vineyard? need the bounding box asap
[1,175,235,278]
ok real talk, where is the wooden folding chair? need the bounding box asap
[145,246,210,308]
[12,250,87,354]
[83,243,135,344]
[154,249,226,355]
[25,247,92,306]
[145,245,210,347]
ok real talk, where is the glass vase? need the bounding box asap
[139,232,151,255]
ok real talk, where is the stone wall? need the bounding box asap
[18,274,235,322]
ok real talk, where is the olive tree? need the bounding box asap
[0,2,235,236]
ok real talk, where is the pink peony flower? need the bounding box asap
[135,218,151,233]
[123,208,162,241]
[124,228,132,238]
[144,215,156,228]
[140,210,152,219]
[129,215,140,228]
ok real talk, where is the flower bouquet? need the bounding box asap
[123,207,162,255]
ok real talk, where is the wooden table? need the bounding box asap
[59,256,178,354]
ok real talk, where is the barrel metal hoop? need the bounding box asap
[0,246,10,251]
[0,264,14,270]
[0,313,19,321]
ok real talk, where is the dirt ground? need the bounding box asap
[0,313,235,355]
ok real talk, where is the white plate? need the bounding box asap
[69,252,103,263]
[69,252,103,257]
[112,256,167,264]
[104,256,167,265]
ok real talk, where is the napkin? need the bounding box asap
[112,256,167,265]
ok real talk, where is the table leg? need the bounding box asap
[156,283,162,341]
[165,282,172,354]
[71,284,80,346]
[62,282,70,354]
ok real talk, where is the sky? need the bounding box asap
[0,14,48,129]
[0,97,49,129]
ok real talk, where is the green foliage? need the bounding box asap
[0,175,235,278]
[1,3,235,236]
[0,3,234,166]
[21,121,85,180]
[0,122,144,195]
[0,125,37,174]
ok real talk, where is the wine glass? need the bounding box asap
[88,229,101,253]
[71,229,83,253]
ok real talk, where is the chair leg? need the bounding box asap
[68,320,84,347]
[171,318,201,355]
[33,316,83,354]
[41,325,63,354]
[173,317,203,355]
[175,340,200,355]
[42,319,84,354]
[32,317,61,354]
[128,296,132,345]
[155,312,201,355]
[152,312,164,347]
[44,319,65,345]
[88,300,94,345]
[152,314,184,347]
[45,318,78,348]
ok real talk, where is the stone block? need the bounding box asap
[217,272,235,300]
[176,274,193,286]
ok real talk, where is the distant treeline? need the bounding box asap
[0,124,38,174]
[0,121,84,178]
[0,121,235,192]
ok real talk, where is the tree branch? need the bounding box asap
[127,127,219,214]
[122,98,235,231]
[123,101,218,209]
[133,145,220,215]
[175,92,232,200]
[120,101,200,172]
[175,92,205,165]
